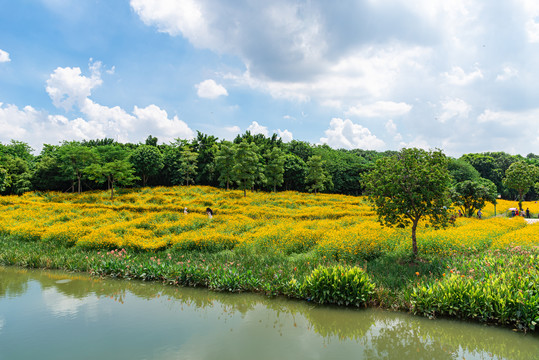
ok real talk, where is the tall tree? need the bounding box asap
[191,131,218,186]
[57,142,97,193]
[265,147,286,192]
[283,153,307,191]
[503,161,539,210]
[178,146,198,186]
[451,179,497,217]
[232,141,259,197]
[85,160,138,200]
[0,167,9,192]
[214,141,236,190]
[364,148,452,257]
[129,145,164,187]
[305,155,332,194]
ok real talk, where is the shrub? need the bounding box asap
[303,265,376,307]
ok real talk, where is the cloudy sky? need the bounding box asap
[1,0,539,156]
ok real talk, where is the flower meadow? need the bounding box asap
[1,186,538,331]
[0,186,536,257]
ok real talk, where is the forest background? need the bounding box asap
[1,131,538,202]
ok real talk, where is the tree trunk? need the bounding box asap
[244,187,247,197]
[411,219,418,257]
[226,179,229,191]
[110,179,114,200]
[274,185,276,192]
[77,173,81,194]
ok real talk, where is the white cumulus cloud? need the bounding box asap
[277,129,293,142]
[0,49,10,62]
[442,66,483,86]
[438,98,471,123]
[246,121,268,136]
[496,66,518,82]
[46,61,103,111]
[346,101,412,118]
[196,79,228,99]
[320,118,385,150]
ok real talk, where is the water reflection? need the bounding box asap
[0,266,537,360]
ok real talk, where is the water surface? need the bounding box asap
[0,266,537,359]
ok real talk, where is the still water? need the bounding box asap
[0,266,537,360]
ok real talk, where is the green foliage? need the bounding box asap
[57,142,97,193]
[451,178,497,217]
[191,131,218,186]
[303,265,376,306]
[503,161,539,210]
[461,152,519,197]
[364,148,452,256]
[411,252,539,331]
[129,145,164,186]
[448,158,481,183]
[85,160,138,200]
[214,141,236,190]
[314,145,369,195]
[265,147,285,192]
[283,153,306,191]
[0,167,9,192]
[232,140,261,197]
[2,157,32,195]
[305,155,332,194]
[178,146,198,186]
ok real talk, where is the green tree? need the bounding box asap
[364,148,452,257]
[503,161,539,210]
[0,167,9,192]
[85,160,138,200]
[232,141,259,197]
[214,141,236,190]
[448,158,481,183]
[130,145,164,187]
[3,157,32,194]
[305,155,332,194]
[56,142,97,193]
[178,146,198,186]
[451,179,497,217]
[191,131,218,186]
[265,147,286,192]
[283,154,307,191]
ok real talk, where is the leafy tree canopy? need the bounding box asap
[364,148,452,257]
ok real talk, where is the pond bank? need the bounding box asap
[1,233,538,332]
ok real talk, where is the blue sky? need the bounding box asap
[1,0,539,156]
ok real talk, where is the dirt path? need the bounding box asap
[525,218,539,224]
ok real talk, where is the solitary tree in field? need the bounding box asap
[265,147,285,192]
[305,155,332,194]
[364,148,452,257]
[503,161,539,210]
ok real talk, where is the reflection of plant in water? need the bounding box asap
[301,305,374,342]
[0,267,29,298]
[362,316,454,360]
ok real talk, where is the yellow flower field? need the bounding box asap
[0,186,537,257]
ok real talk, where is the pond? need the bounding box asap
[0,266,537,360]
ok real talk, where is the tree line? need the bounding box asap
[1,131,538,204]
